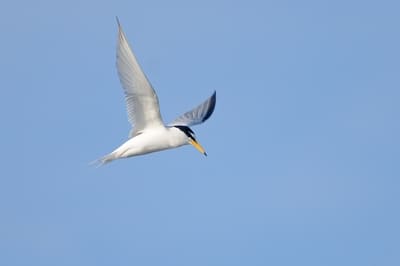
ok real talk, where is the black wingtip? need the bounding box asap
[116,17,123,35]
[201,90,217,123]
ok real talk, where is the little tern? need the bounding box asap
[96,19,216,165]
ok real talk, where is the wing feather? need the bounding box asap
[168,91,216,127]
[116,19,164,136]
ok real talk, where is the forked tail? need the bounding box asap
[90,153,116,167]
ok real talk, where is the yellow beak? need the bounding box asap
[189,139,207,156]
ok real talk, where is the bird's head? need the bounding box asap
[174,125,207,156]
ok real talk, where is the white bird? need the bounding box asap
[95,19,216,165]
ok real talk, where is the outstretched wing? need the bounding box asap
[168,91,216,127]
[116,19,164,137]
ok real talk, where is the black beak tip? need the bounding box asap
[204,152,208,157]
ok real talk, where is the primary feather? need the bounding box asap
[169,91,216,127]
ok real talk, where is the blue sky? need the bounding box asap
[1,0,400,265]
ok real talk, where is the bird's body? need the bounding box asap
[95,19,216,165]
[100,126,187,164]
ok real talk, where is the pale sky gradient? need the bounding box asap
[1,0,399,265]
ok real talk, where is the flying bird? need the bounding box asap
[95,19,216,165]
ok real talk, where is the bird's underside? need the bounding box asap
[94,18,216,166]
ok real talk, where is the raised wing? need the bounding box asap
[168,91,216,127]
[116,19,164,137]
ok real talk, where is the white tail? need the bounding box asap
[90,153,116,167]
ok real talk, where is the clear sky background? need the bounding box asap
[1,0,399,265]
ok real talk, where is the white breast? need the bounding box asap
[113,126,187,158]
